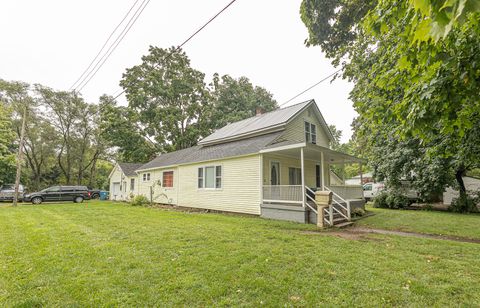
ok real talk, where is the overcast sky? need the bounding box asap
[0,0,356,142]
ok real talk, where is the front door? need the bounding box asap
[316,164,322,189]
[112,183,120,200]
[270,162,280,185]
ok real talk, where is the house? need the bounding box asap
[109,100,366,225]
[108,162,144,201]
[345,172,373,185]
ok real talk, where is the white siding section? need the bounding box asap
[262,153,329,188]
[281,105,330,147]
[109,165,140,201]
[177,155,261,215]
[136,168,179,205]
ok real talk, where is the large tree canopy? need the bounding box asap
[121,46,211,152]
[209,74,278,129]
[301,0,480,202]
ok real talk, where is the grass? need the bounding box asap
[358,205,480,239]
[0,201,479,306]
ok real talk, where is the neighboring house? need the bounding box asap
[443,176,480,205]
[109,162,144,201]
[345,172,373,185]
[110,100,365,225]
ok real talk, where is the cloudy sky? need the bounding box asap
[0,0,356,142]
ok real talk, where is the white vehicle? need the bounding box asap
[363,182,385,201]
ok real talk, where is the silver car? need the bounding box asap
[0,184,25,202]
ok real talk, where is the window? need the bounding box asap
[162,171,174,188]
[130,178,135,191]
[215,166,222,188]
[288,167,302,185]
[143,173,150,182]
[198,166,222,189]
[123,181,127,192]
[198,168,203,188]
[363,184,372,191]
[304,121,317,144]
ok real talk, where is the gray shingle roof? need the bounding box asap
[118,163,144,176]
[137,132,282,171]
[199,100,313,145]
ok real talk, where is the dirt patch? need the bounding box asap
[302,229,380,241]
[348,227,480,244]
[302,227,480,244]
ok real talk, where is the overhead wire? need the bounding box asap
[111,0,238,100]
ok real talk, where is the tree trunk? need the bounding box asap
[455,166,467,198]
[13,107,27,207]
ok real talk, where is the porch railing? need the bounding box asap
[327,185,363,200]
[262,185,303,204]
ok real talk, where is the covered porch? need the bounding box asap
[259,142,366,226]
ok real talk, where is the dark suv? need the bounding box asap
[23,186,91,205]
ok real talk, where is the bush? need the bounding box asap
[352,207,366,217]
[130,195,150,207]
[373,190,410,209]
[449,193,479,213]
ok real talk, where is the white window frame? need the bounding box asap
[304,121,317,144]
[197,165,222,190]
[288,167,302,185]
[143,173,150,182]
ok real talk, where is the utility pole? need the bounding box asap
[13,106,27,207]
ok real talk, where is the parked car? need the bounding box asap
[23,186,91,204]
[363,182,385,201]
[87,187,101,199]
[0,184,25,202]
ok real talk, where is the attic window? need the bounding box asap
[143,173,150,182]
[305,122,317,144]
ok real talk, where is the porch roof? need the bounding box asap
[260,142,366,164]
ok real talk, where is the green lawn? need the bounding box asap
[1,202,480,306]
[358,205,480,239]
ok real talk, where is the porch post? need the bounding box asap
[300,147,305,208]
[260,154,263,204]
[320,151,325,190]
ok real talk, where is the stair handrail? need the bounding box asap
[304,186,318,214]
[324,186,351,221]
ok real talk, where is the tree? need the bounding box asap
[98,95,158,163]
[0,79,33,205]
[0,102,16,185]
[209,74,278,129]
[301,0,480,203]
[120,46,211,152]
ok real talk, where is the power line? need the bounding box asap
[77,0,152,92]
[112,0,238,101]
[69,0,141,91]
[279,68,342,107]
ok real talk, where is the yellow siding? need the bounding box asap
[280,105,330,147]
[177,155,261,215]
[136,168,178,205]
[262,153,330,188]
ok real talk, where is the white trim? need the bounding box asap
[197,164,223,190]
[259,154,264,204]
[260,142,306,153]
[300,147,305,208]
[262,199,303,204]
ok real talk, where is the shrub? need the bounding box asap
[352,207,366,217]
[373,190,410,209]
[130,195,150,207]
[449,193,479,213]
[373,191,388,208]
